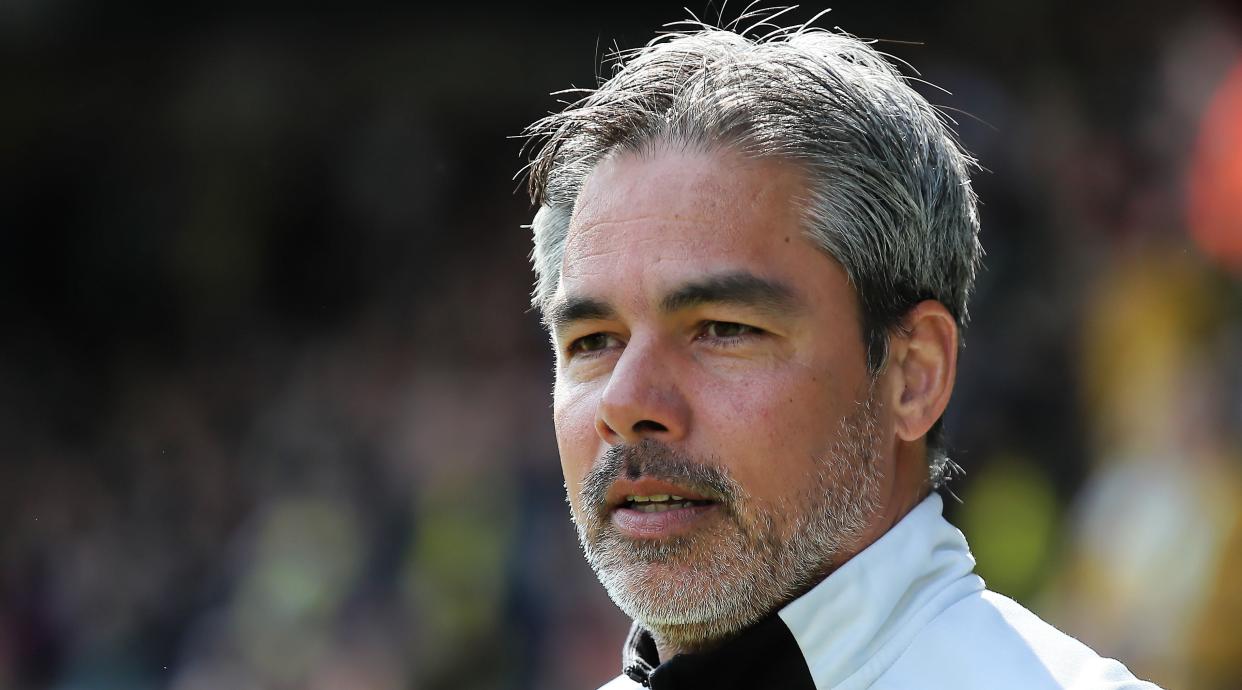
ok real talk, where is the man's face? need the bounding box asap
[548,146,889,647]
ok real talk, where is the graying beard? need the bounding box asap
[571,391,884,650]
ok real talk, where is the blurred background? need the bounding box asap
[3,1,1242,688]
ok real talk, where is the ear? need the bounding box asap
[883,300,958,442]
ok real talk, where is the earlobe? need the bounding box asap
[888,301,958,442]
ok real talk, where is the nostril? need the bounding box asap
[633,420,669,433]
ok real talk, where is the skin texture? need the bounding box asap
[549,145,957,660]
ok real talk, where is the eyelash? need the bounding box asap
[566,321,763,358]
[698,321,763,344]
[566,333,619,357]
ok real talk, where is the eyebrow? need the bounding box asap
[660,271,800,315]
[546,271,801,335]
[545,296,616,334]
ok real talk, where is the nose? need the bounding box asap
[595,336,690,446]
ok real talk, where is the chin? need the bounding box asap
[598,553,786,635]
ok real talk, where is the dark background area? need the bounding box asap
[4,2,1242,688]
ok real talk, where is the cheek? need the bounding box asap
[695,366,846,489]
[553,379,601,508]
[703,362,835,433]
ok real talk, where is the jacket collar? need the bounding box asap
[778,492,983,688]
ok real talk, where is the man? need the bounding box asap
[521,14,1162,690]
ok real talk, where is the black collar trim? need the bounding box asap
[619,616,816,690]
[622,622,659,685]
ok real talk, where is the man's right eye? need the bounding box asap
[567,333,620,356]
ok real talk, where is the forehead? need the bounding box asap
[560,147,812,293]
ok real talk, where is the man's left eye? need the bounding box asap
[567,332,619,355]
[702,321,761,339]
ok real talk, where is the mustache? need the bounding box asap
[580,439,740,517]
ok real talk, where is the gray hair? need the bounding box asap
[522,17,982,484]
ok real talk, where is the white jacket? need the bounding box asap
[598,493,1161,689]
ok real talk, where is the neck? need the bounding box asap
[654,635,690,663]
[845,440,931,562]
[653,628,733,662]
[888,441,935,531]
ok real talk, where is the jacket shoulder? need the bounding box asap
[874,590,1163,689]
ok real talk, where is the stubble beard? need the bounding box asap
[569,391,885,652]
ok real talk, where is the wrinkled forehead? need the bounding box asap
[562,148,810,275]
[550,148,824,323]
[571,149,759,224]
[577,143,809,215]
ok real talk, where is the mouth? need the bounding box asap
[605,477,719,511]
[604,478,723,538]
[620,494,716,512]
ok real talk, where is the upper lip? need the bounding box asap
[605,478,717,510]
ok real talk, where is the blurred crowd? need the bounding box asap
[2,2,1241,689]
